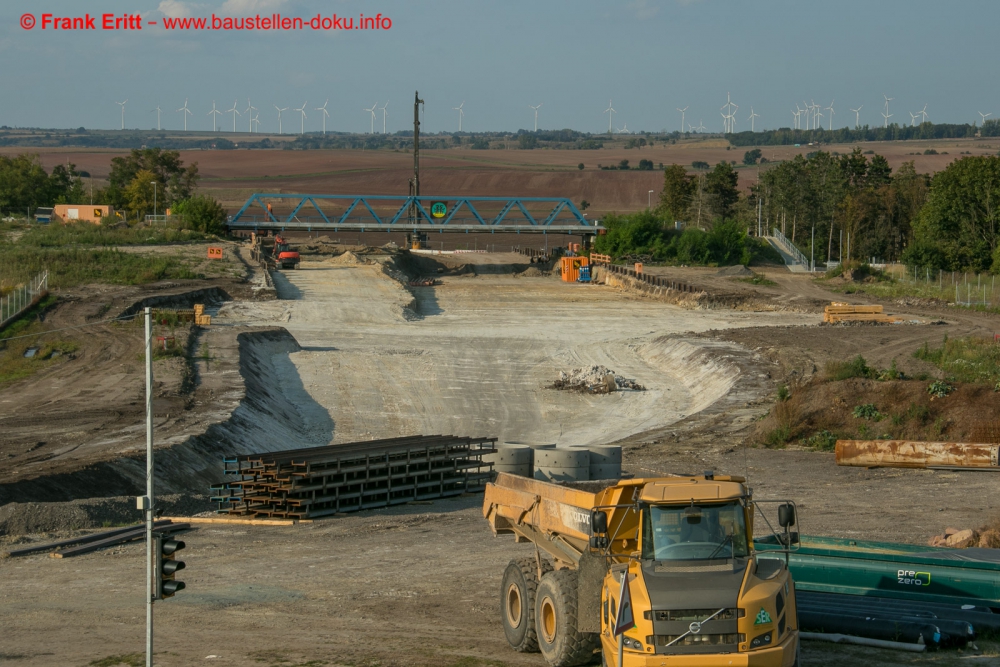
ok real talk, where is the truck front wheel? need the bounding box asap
[501,557,552,652]
[535,570,600,667]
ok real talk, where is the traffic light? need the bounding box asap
[154,534,186,599]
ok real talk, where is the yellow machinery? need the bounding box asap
[483,472,800,667]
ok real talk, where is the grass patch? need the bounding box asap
[0,246,203,289]
[915,336,1000,384]
[89,654,145,667]
[825,355,904,382]
[19,221,214,247]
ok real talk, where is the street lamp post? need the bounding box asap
[151,182,157,220]
[648,190,654,208]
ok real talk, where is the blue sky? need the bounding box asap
[2,0,997,134]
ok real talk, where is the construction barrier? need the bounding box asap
[835,440,1000,469]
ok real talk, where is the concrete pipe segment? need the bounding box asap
[571,445,623,480]
[484,443,533,477]
[533,447,590,482]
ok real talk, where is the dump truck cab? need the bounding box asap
[484,472,799,667]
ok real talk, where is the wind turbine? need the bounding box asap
[151,106,162,131]
[824,100,835,130]
[315,99,330,134]
[275,105,288,134]
[748,107,760,132]
[293,101,307,134]
[909,111,920,127]
[792,109,799,129]
[364,103,377,133]
[379,100,389,133]
[883,94,894,128]
[919,104,928,124]
[677,106,688,133]
[116,99,127,130]
[208,100,222,132]
[979,111,992,126]
[245,98,257,133]
[529,103,542,132]
[604,99,615,134]
[251,112,261,133]
[177,99,192,131]
[695,120,706,132]
[225,100,241,132]
[452,101,464,131]
[850,105,863,129]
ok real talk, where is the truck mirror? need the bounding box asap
[591,511,608,535]
[778,503,796,529]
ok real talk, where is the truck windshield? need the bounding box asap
[642,502,750,561]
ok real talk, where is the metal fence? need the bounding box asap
[0,270,49,329]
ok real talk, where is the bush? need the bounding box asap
[914,335,1000,384]
[927,380,953,398]
[852,403,882,421]
[803,430,837,451]
[825,355,876,380]
[171,195,226,234]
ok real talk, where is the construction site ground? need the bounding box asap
[2,249,999,666]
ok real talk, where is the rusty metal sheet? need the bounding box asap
[835,440,1000,468]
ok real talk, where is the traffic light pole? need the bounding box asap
[144,307,154,667]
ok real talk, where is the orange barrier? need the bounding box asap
[208,246,224,259]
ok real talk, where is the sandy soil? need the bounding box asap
[4,251,1000,666]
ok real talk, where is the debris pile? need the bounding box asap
[550,365,646,394]
[928,526,1000,548]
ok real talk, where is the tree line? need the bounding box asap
[727,122,979,147]
[0,150,226,233]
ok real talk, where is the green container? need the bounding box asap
[754,535,1000,608]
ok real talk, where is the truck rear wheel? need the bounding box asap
[501,557,552,652]
[535,570,600,667]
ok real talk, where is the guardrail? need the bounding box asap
[770,228,809,267]
[0,270,49,329]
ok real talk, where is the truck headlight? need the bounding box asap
[750,631,772,648]
[622,636,643,650]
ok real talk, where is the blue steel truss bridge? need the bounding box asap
[227,194,602,237]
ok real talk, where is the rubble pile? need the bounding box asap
[550,365,646,394]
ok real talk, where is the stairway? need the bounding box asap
[764,230,810,273]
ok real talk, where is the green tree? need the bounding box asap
[743,149,762,166]
[618,159,630,170]
[705,162,740,218]
[578,163,585,170]
[518,134,537,149]
[905,156,1000,271]
[123,170,158,222]
[172,195,227,234]
[657,164,694,221]
[107,148,198,209]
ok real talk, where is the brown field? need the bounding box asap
[5,135,999,215]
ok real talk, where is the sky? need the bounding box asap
[1,0,998,135]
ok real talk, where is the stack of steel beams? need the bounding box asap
[212,435,497,519]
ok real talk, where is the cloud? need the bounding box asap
[218,0,289,15]
[628,0,660,19]
[157,0,199,18]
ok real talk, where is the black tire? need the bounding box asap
[535,570,601,667]
[500,557,552,652]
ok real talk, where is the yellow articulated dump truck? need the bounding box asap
[483,471,800,667]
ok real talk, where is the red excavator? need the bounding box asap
[271,234,300,270]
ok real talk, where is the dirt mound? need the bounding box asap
[717,265,753,277]
[549,365,646,394]
[330,250,364,265]
[518,267,545,277]
[0,494,212,537]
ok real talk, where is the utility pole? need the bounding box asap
[143,307,154,667]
